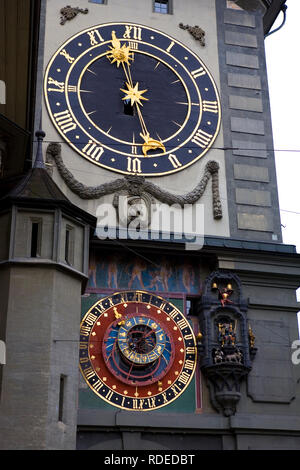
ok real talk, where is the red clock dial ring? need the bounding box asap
[79,291,197,411]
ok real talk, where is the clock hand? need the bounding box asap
[126,361,135,381]
[106,31,134,68]
[104,336,118,363]
[106,32,166,156]
[120,82,166,157]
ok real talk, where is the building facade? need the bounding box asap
[0,0,300,450]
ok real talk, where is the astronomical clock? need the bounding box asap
[79,291,197,411]
[44,21,221,412]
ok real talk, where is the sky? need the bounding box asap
[265,1,300,253]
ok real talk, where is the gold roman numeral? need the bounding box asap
[186,347,196,355]
[93,379,104,392]
[104,389,114,401]
[59,49,75,64]
[128,41,139,50]
[94,303,105,314]
[177,318,188,329]
[170,383,181,396]
[168,154,182,169]
[123,25,142,41]
[146,397,157,409]
[84,312,98,326]
[87,29,104,45]
[83,366,95,380]
[191,67,206,79]
[184,359,195,371]
[131,145,138,155]
[133,399,145,410]
[127,157,142,173]
[80,325,91,336]
[166,41,175,53]
[47,77,65,93]
[178,371,191,385]
[203,100,218,113]
[82,140,104,161]
[183,333,193,341]
[53,109,77,134]
[79,356,89,364]
[168,309,178,320]
[191,129,213,148]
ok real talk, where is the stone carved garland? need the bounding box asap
[46,143,223,219]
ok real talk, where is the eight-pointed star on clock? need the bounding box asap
[120,82,149,107]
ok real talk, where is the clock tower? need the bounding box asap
[1,0,300,451]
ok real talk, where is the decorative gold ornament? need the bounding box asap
[106,31,134,67]
[120,82,148,107]
[196,331,203,342]
[140,132,166,157]
[248,324,255,348]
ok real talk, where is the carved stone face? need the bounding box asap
[114,193,154,229]
[127,196,150,229]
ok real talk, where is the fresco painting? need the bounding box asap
[88,250,202,294]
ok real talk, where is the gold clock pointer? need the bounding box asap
[106,31,166,156]
[120,81,148,107]
[107,31,134,67]
[140,131,166,157]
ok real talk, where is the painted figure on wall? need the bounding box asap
[88,250,202,294]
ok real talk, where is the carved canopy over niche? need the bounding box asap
[196,270,257,417]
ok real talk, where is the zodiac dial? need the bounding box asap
[44,22,221,176]
[79,291,197,411]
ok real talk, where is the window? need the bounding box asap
[0,80,5,105]
[30,219,42,258]
[64,225,74,265]
[186,297,200,316]
[226,1,243,9]
[58,375,67,422]
[89,0,106,4]
[154,0,171,14]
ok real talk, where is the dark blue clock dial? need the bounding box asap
[80,53,188,145]
[44,22,221,176]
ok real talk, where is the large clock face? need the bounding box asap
[44,22,221,176]
[79,291,197,411]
